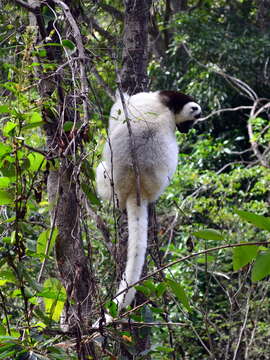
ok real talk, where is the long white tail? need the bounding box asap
[115,195,148,311]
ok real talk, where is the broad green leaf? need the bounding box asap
[106,300,118,318]
[0,191,13,205]
[233,244,258,271]
[36,228,58,257]
[63,121,74,132]
[136,285,151,296]
[166,279,191,311]
[30,111,42,122]
[81,183,100,205]
[3,122,16,137]
[0,177,10,188]
[0,143,12,157]
[28,152,46,172]
[156,282,166,297]
[251,250,270,282]
[193,229,224,241]
[0,280,8,286]
[61,39,76,50]
[0,105,9,113]
[236,210,270,232]
[142,280,156,292]
[42,5,55,26]
[0,160,16,178]
[38,49,47,57]
[41,278,66,321]
[0,268,16,284]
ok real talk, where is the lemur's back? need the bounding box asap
[105,93,179,205]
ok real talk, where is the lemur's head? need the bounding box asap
[159,90,201,133]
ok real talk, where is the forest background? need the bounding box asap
[0,0,270,359]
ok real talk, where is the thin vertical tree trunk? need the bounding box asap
[120,0,152,94]
[118,0,152,358]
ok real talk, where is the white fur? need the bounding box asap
[175,101,201,124]
[96,91,201,314]
[115,195,148,309]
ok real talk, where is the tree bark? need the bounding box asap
[47,167,92,329]
[117,0,152,358]
[256,0,270,31]
[120,0,152,94]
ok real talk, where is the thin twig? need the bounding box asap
[116,82,141,206]
[197,105,253,123]
[232,290,251,360]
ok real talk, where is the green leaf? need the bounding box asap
[233,244,258,271]
[236,210,270,231]
[251,250,270,282]
[36,228,58,258]
[156,282,166,297]
[0,177,10,188]
[61,39,76,51]
[0,105,9,113]
[30,111,42,122]
[142,280,156,293]
[63,121,74,132]
[0,191,13,205]
[155,346,174,353]
[0,143,12,157]
[106,300,117,318]
[193,229,224,241]
[0,268,16,284]
[41,278,66,321]
[23,121,44,130]
[3,122,16,137]
[28,152,46,172]
[38,49,47,57]
[166,279,191,311]
[136,285,151,296]
[81,183,100,205]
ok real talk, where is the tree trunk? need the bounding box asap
[120,0,152,94]
[118,0,152,358]
[47,167,92,328]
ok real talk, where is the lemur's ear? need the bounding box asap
[159,90,194,114]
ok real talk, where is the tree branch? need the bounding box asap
[104,241,270,311]
[98,2,124,21]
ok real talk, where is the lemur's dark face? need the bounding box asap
[159,90,201,133]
